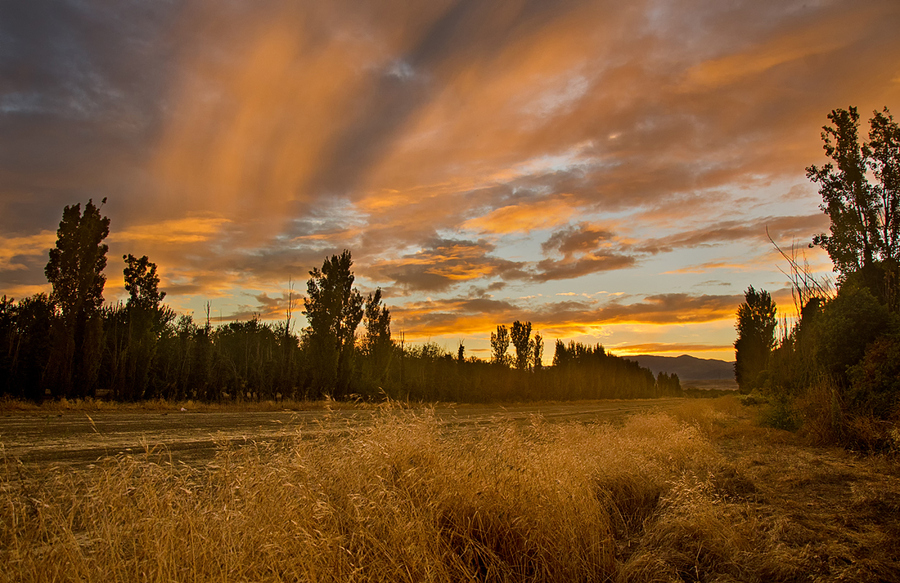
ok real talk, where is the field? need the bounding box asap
[2,397,899,582]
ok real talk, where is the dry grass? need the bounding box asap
[0,396,372,414]
[2,399,899,582]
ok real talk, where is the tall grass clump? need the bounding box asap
[3,406,771,582]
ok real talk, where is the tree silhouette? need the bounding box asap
[303,250,364,396]
[510,320,532,371]
[124,254,166,311]
[363,287,392,384]
[733,286,777,394]
[0,294,53,400]
[44,199,110,397]
[868,108,900,261]
[808,107,900,302]
[110,254,173,400]
[490,324,510,366]
[532,332,544,372]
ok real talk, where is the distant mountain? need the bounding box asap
[627,354,734,380]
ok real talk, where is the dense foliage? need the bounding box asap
[743,106,900,448]
[1,205,678,403]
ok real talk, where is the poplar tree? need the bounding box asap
[363,287,392,383]
[808,106,900,303]
[510,320,533,371]
[532,332,544,372]
[490,324,510,366]
[44,199,110,397]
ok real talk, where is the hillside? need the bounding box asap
[628,354,734,381]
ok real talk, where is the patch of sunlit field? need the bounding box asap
[2,398,898,582]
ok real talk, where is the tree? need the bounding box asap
[112,254,173,400]
[44,199,110,397]
[490,324,510,366]
[363,287,392,384]
[734,286,777,394]
[124,254,166,311]
[808,107,900,303]
[510,320,532,371]
[552,339,570,368]
[532,332,544,372]
[0,294,54,400]
[868,108,900,262]
[303,250,364,396]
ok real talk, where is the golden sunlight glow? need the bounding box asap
[110,217,231,245]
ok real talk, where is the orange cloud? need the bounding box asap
[110,216,231,246]
[0,283,51,300]
[0,230,55,271]
[151,3,386,238]
[681,26,847,91]
[462,196,578,234]
[392,292,741,340]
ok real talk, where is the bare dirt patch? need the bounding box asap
[655,400,900,582]
[1,398,686,470]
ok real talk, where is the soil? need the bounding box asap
[0,398,686,470]
[714,418,900,581]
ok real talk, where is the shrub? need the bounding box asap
[813,285,891,383]
[847,334,900,418]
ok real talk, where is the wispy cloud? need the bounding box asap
[0,230,55,272]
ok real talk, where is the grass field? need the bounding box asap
[2,397,899,582]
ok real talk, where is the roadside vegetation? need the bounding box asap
[735,106,900,451]
[3,397,898,583]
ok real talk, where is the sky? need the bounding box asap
[2,0,899,362]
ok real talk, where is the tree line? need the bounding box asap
[1,206,680,403]
[734,106,900,448]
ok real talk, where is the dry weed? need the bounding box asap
[2,400,898,582]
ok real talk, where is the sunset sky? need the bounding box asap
[2,0,899,361]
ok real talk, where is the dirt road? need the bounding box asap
[1,399,684,468]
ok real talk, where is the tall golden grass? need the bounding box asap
[2,399,893,582]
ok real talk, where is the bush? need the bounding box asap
[847,334,900,418]
[739,393,767,406]
[814,285,891,383]
[759,398,800,432]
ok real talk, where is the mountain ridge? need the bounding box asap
[627,354,735,381]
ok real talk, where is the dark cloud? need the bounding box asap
[368,238,527,292]
[304,0,589,198]
[541,223,615,257]
[0,2,180,232]
[636,214,829,254]
[533,253,637,282]
[533,223,637,281]
[589,293,741,324]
